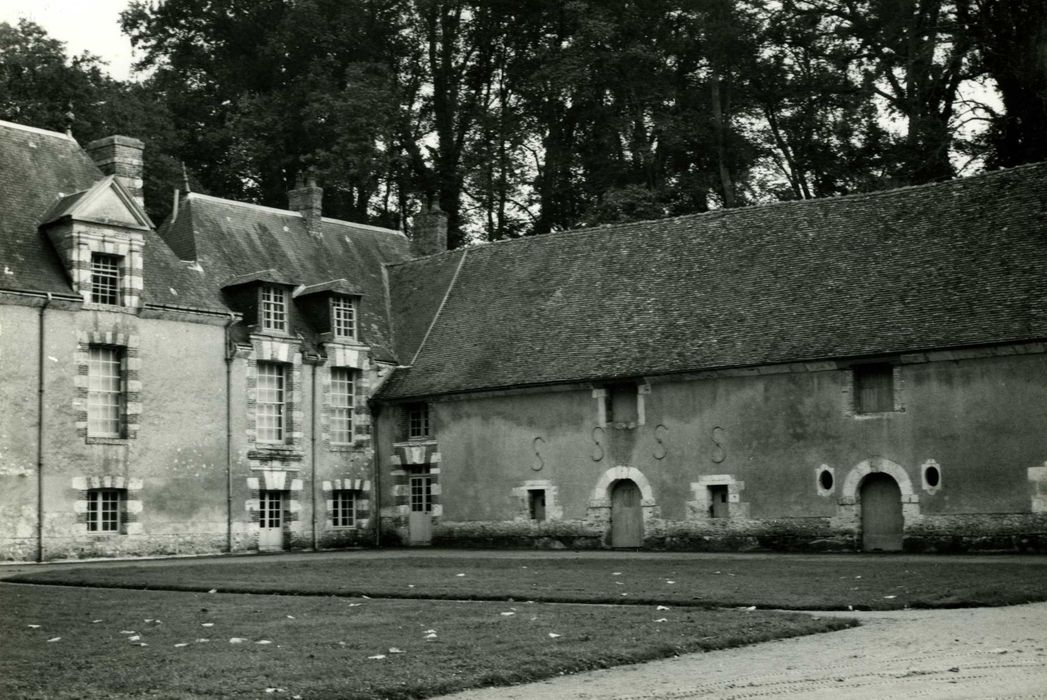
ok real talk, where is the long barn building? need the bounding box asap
[2,118,1046,561]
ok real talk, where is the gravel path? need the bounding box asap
[442,603,1047,700]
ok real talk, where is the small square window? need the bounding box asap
[256,361,288,443]
[605,383,638,424]
[407,403,430,439]
[330,368,355,444]
[86,488,125,532]
[331,297,357,340]
[331,489,358,527]
[528,489,546,522]
[260,285,288,332]
[88,345,126,438]
[854,364,895,414]
[90,253,121,305]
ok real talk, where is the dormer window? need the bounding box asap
[331,296,357,340]
[260,285,288,332]
[90,253,121,305]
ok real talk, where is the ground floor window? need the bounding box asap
[87,488,124,532]
[528,489,546,522]
[332,489,358,527]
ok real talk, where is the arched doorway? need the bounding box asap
[610,479,643,547]
[860,473,903,551]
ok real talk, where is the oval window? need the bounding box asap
[819,469,834,490]
[925,465,941,488]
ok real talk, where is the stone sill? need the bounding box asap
[394,439,437,448]
[81,302,139,315]
[248,447,304,462]
[86,437,131,446]
[328,443,368,453]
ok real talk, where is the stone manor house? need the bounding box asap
[2,117,1046,562]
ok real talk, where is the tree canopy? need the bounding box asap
[2,1,1045,244]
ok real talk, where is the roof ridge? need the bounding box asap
[185,192,406,237]
[409,248,470,367]
[387,159,1047,266]
[0,119,77,142]
[320,217,406,237]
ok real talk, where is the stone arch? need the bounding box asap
[590,465,656,506]
[840,457,916,503]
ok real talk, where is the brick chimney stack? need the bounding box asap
[86,135,145,211]
[288,174,323,239]
[412,202,448,257]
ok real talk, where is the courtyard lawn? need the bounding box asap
[0,584,851,700]
[8,551,1047,610]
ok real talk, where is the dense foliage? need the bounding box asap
[2,1,1045,243]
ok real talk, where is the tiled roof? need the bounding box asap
[161,193,411,362]
[379,162,1047,399]
[0,120,226,311]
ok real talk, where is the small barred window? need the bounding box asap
[87,488,124,532]
[88,345,126,437]
[330,368,355,444]
[331,297,357,339]
[256,362,287,443]
[260,285,287,332]
[332,489,358,527]
[90,253,121,305]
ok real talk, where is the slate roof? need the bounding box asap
[378,162,1047,400]
[0,120,225,310]
[160,194,411,362]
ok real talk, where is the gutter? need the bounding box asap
[36,292,53,563]
[310,361,319,551]
[371,402,382,548]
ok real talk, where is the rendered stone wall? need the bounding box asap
[377,351,1047,552]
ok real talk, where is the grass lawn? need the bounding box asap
[9,552,1047,610]
[0,584,851,700]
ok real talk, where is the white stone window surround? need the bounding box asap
[328,367,356,445]
[844,364,906,419]
[512,479,564,522]
[256,360,289,443]
[245,337,304,451]
[592,381,650,429]
[75,330,141,443]
[72,475,144,535]
[687,474,750,520]
[89,252,121,305]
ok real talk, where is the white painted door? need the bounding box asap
[258,490,285,551]
[408,470,432,545]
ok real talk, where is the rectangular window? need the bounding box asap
[88,345,125,437]
[528,489,546,522]
[260,285,287,332]
[708,485,729,519]
[854,364,895,414]
[86,488,123,532]
[256,362,287,443]
[331,297,357,340]
[90,253,121,305]
[407,403,430,439]
[605,383,638,424]
[409,468,432,513]
[331,489,358,527]
[330,368,355,444]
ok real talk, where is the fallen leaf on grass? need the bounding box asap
[883,595,897,599]
[367,654,387,660]
[229,638,247,644]
[666,580,676,584]
[173,643,189,648]
[424,633,438,640]
[257,640,273,645]
[120,630,136,635]
[745,606,757,611]
[46,637,61,643]
[91,620,102,623]
[655,618,668,623]
[361,595,371,600]
[286,615,295,619]
[388,647,405,654]
[548,633,562,638]
[27,624,40,629]
[455,573,466,577]
[208,589,217,594]
[656,605,670,611]
[407,584,415,588]
[133,643,148,647]
[201,623,214,627]
[348,603,362,607]
[423,629,437,634]
[612,572,621,576]
[195,638,210,643]
[128,635,141,641]
[620,593,629,597]
[500,612,516,617]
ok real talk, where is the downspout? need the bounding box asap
[36,292,53,563]
[371,401,382,547]
[224,313,236,554]
[310,361,318,551]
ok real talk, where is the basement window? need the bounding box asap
[853,364,895,414]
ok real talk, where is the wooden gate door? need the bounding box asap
[860,473,903,551]
[610,480,643,548]
[258,490,285,551]
[408,468,432,545]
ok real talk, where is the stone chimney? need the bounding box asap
[412,202,448,257]
[288,175,323,238]
[86,135,145,211]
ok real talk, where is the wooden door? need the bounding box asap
[408,469,432,545]
[860,473,903,551]
[610,480,643,548]
[258,490,285,551]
